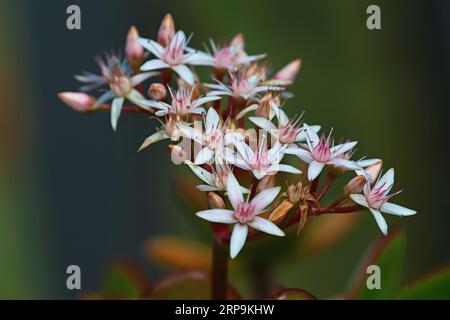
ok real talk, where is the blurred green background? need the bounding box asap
[0,0,448,299]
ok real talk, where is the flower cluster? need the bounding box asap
[59,14,416,259]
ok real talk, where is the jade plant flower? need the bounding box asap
[139,30,214,85]
[75,54,158,131]
[196,173,284,258]
[58,12,418,301]
[350,169,417,235]
[140,86,221,117]
[286,125,361,180]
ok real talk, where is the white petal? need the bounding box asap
[276,164,302,175]
[230,224,248,259]
[138,131,169,151]
[206,90,233,97]
[94,90,114,108]
[138,38,164,59]
[127,89,152,110]
[197,185,220,192]
[111,97,125,131]
[130,72,159,86]
[236,104,259,120]
[195,147,215,165]
[272,105,290,126]
[205,107,220,131]
[249,117,277,132]
[307,161,325,181]
[357,158,381,168]
[303,124,320,147]
[285,147,313,163]
[253,170,268,180]
[248,217,285,237]
[375,168,395,190]
[251,187,281,213]
[327,158,361,171]
[331,141,358,157]
[349,194,369,208]
[183,52,215,66]
[380,202,416,216]
[184,160,214,185]
[138,99,162,108]
[192,96,221,109]
[369,208,388,236]
[172,64,194,85]
[196,209,236,224]
[226,172,244,211]
[295,124,321,142]
[177,123,203,143]
[140,59,169,71]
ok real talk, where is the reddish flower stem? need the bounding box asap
[317,174,335,201]
[211,224,229,300]
[96,104,153,115]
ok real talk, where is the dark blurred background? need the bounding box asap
[0,0,448,299]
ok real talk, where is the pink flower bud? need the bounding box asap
[207,192,226,209]
[365,160,383,184]
[58,92,96,112]
[343,175,366,195]
[275,59,302,82]
[126,26,144,64]
[158,14,175,47]
[230,32,245,49]
[148,83,167,100]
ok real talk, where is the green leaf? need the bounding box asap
[102,262,149,299]
[150,271,240,300]
[268,288,317,300]
[396,265,450,300]
[348,228,406,300]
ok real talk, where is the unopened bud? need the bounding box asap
[148,83,167,100]
[365,160,383,184]
[158,14,175,47]
[343,175,366,195]
[207,192,225,209]
[168,144,186,158]
[58,92,96,112]
[256,175,275,193]
[126,26,144,66]
[230,32,244,49]
[275,59,301,82]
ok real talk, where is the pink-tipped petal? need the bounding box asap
[126,26,144,62]
[274,59,302,82]
[158,13,175,46]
